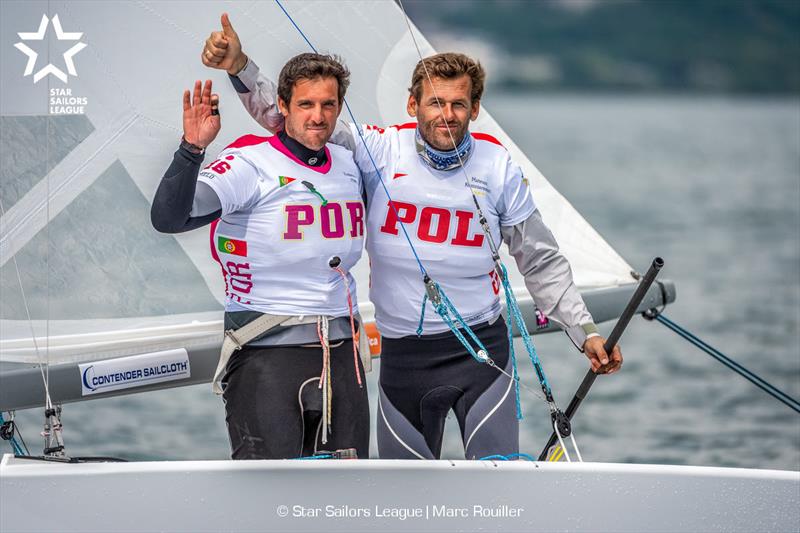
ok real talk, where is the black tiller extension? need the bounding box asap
[538,257,664,460]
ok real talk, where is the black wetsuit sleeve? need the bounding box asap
[150,146,222,233]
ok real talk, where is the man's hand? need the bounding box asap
[183,80,220,149]
[202,13,247,75]
[583,336,622,375]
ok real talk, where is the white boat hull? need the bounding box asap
[2,454,797,532]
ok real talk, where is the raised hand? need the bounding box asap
[182,80,220,149]
[202,13,247,75]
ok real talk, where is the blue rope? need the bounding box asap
[655,314,800,413]
[416,293,428,336]
[274,0,497,360]
[274,0,427,278]
[479,453,535,461]
[294,454,334,460]
[273,0,556,414]
[422,280,488,363]
[507,310,523,420]
[506,452,535,461]
[499,264,553,398]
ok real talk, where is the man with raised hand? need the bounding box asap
[202,15,621,460]
[151,55,369,460]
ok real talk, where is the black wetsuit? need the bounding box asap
[151,133,370,460]
[377,319,518,460]
[223,341,368,459]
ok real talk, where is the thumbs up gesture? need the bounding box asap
[202,13,248,75]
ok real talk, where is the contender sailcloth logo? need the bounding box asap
[78,349,191,396]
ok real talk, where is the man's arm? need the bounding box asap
[501,212,621,374]
[497,149,621,373]
[151,145,221,233]
[151,80,224,233]
[201,14,363,152]
[500,212,596,348]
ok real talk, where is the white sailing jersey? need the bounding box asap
[198,134,365,316]
[353,123,535,338]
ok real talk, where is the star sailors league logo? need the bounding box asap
[14,14,87,84]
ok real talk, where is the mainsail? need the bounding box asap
[0,1,647,410]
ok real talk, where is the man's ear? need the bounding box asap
[406,94,417,117]
[470,100,481,121]
[278,97,289,117]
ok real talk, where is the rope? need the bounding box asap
[506,308,523,420]
[333,266,363,387]
[479,453,535,461]
[394,0,557,410]
[500,264,552,400]
[273,0,503,371]
[396,0,504,263]
[652,313,800,413]
[274,0,428,279]
[273,0,558,415]
[0,198,55,415]
[423,278,489,363]
[317,316,333,443]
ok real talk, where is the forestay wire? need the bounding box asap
[273,0,560,419]
[0,198,53,410]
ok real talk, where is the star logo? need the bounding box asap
[14,14,87,84]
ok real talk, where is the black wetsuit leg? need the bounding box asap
[377,319,518,460]
[222,340,369,459]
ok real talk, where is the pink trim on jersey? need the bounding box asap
[266,134,332,174]
[224,134,270,150]
[208,219,230,298]
[391,122,417,131]
[470,132,503,146]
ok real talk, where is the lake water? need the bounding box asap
[10,94,800,470]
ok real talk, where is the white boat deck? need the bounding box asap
[2,454,797,532]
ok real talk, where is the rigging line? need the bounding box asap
[273,0,549,402]
[397,0,557,404]
[396,0,503,262]
[654,314,800,414]
[490,360,545,402]
[45,114,51,410]
[0,199,53,410]
[274,0,428,278]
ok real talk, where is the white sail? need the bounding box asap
[1,1,631,369]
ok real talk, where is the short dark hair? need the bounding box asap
[409,53,486,104]
[277,53,350,105]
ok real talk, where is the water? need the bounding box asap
[11,95,800,470]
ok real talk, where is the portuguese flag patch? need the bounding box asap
[278,175,295,187]
[217,236,247,257]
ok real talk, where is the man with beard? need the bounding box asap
[201,14,621,460]
[151,54,369,460]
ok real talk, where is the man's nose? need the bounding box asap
[441,104,455,121]
[310,105,325,123]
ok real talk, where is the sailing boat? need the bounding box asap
[1,1,797,531]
